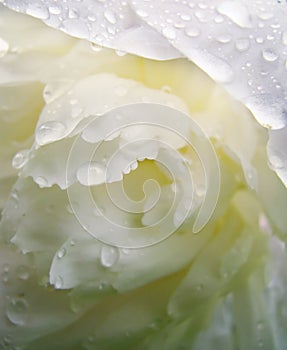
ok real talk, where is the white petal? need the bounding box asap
[1,1,181,60]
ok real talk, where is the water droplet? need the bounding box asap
[0,37,9,58]
[90,42,102,52]
[181,14,191,21]
[100,245,119,268]
[49,5,62,15]
[36,121,66,145]
[6,297,29,326]
[34,176,48,188]
[269,154,283,169]
[26,3,50,19]
[282,32,287,46]
[216,34,232,43]
[262,49,279,62]
[104,9,117,24]
[135,9,148,18]
[77,162,107,186]
[68,8,79,19]
[12,150,29,169]
[54,276,63,289]
[162,27,176,40]
[256,37,264,44]
[235,38,250,52]
[17,265,30,280]
[115,49,127,57]
[185,27,201,37]
[1,271,9,284]
[57,248,66,259]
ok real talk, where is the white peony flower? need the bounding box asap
[0,1,287,349]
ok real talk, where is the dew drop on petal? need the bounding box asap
[235,38,250,52]
[54,276,64,289]
[6,297,29,326]
[57,248,66,259]
[17,265,30,281]
[162,27,177,40]
[77,162,107,186]
[185,27,201,38]
[36,121,66,145]
[100,245,119,268]
[262,49,279,62]
[12,150,29,169]
[48,5,62,15]
[34,176,48,188]
[104,9,117,24]
[26,3,49,19]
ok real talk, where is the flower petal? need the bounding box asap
[0,1,181,60]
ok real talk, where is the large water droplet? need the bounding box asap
[12,150,29,169]
[0,37,9,58]
[100,245,119,268]
[6,297,29,326]
[36,121,66,145]
[77,162,107,186]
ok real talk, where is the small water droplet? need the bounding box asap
[115,49,127,57]
[77,162,107,186]
[269,154,283,169]
[57,248,66,259]
[262,49,279,62]
[34,176,48,188]
[6,297,29,326]
[36,121,66,145]
[49,5,62,15]
[26,3,50,19]
[135,9,148,18]
[216,34,232,43]
[235,38,250,52]
[12,150,29,169]
[100,245,119,268]
[104,9,117,24]
[0,37,9,58]
[162,27,176,40]
[17,265,30,281]
[161,85,172,93]
[54,276,63,289]
[185,27,201,37]
[90,42,102,52]
[68,8,79,19]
